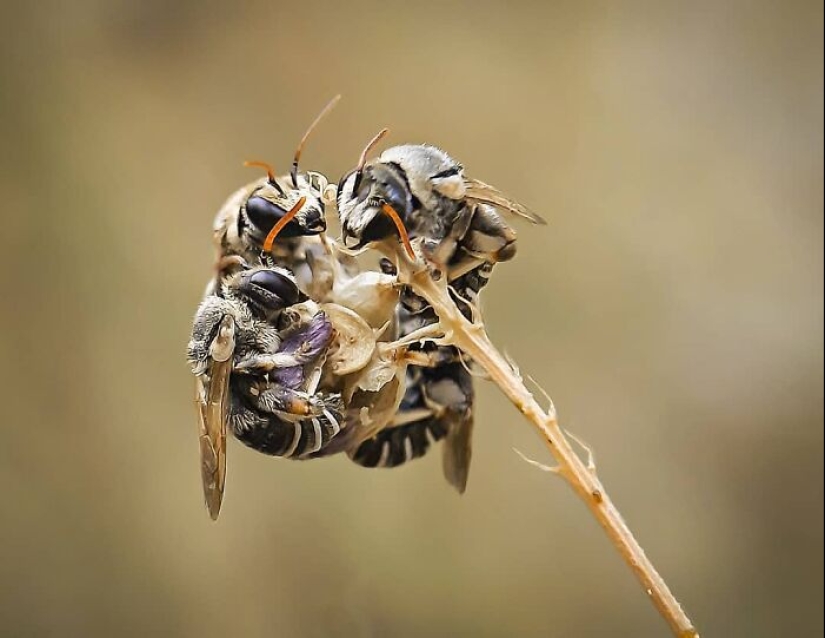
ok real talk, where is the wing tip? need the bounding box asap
[519,206,548,226]
[206,494,223,521]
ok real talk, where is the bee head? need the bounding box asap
[229,266,307,316]
[337,160,414,246]
[337,138,466,256]
[241,164,328,243]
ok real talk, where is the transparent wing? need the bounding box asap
[442,409,474,494]
[195,316,235,520]
[463,177,547,225]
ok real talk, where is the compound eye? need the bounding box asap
[242,269,305,310]
[245,196,305,239]
[371,163,410,213]
[381,177,408,213]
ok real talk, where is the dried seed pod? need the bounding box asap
[328,270,399,330]
[321,303,377,376]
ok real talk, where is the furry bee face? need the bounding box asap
[242,171,328,240]
[336,144,468,250]
[213,169,331,262]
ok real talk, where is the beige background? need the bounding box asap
[1,1,822,636]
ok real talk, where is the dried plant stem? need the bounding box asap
[399,263,699,638]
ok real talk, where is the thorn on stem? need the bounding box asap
[513,448,561,474]
[564,428,597,473]
[526,374,557,419]
[503,350,522,381]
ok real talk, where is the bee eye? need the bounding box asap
[241,269,305,311]
[373,164,411,213]
[355,174,372,203]
[245,196,306,239]
[381,179,408,212]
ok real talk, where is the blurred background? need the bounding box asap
[1,1,822,636]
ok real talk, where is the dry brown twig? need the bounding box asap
[388,242,700,638]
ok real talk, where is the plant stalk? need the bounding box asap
[400,264,699,638]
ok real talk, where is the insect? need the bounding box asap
[188,264,343,520]
[209,95,340,292]
[335,140,545,492]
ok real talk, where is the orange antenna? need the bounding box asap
[357,128,389,173]
[291,94,341,187]
[381,202,415,260]
[263,196,307,252]
[244,160,285,196]
[352,128,389,194]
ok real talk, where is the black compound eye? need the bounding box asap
[372,163,411,213]
[245,196,305,239]
[242,270,304,311]
[381,176,408,213]
[354,171,374,203]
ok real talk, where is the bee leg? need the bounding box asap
[421,205,476,272]
[401,343,462,368]
[235,352,306,372]
[229,378,344,458]
[187,296,237,375]
[235,375,341,419]
[235,311,334,373]
[447,261,494,320]
[460,203,518,264]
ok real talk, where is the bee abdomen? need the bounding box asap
[350,359,474,471]
[349,415,448,469]
[229,391,343,459]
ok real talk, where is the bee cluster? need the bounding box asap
[188,98,545,519]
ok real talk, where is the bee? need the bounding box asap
[188,264,343,520]
[335,139,546,492]
[209,95,340,291]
